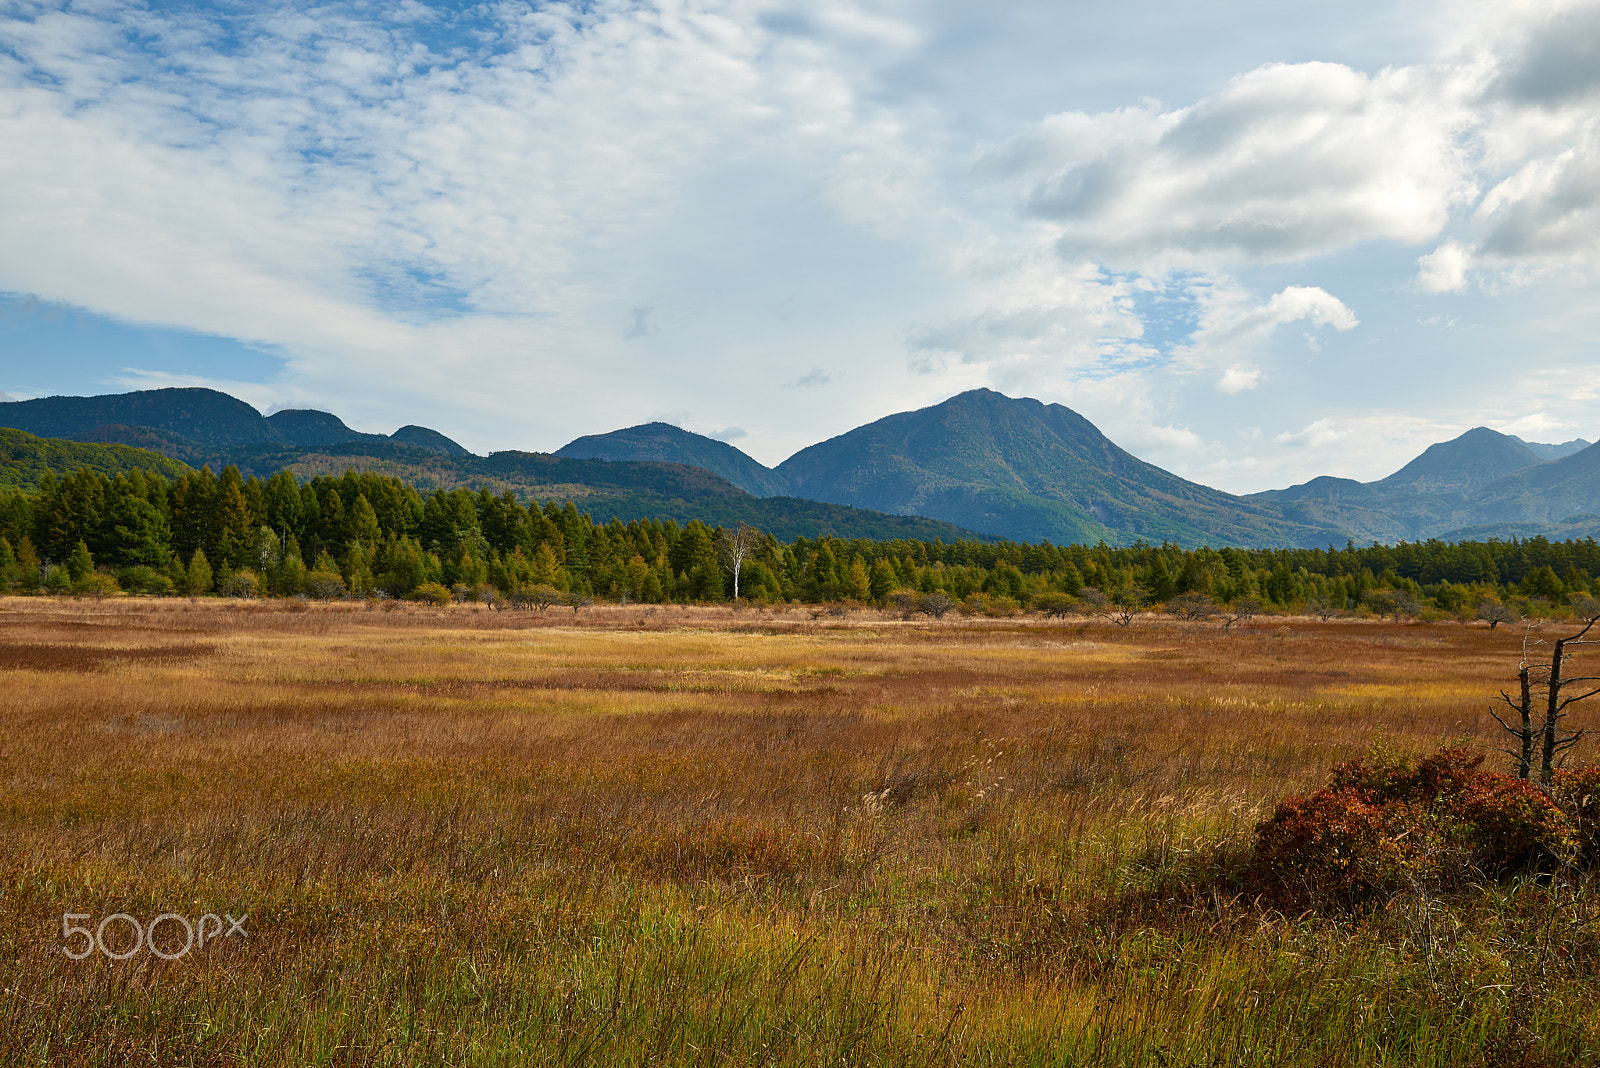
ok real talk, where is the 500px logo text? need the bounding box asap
[62,912,248,960]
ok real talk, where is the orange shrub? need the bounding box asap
[1252,748,1579,908]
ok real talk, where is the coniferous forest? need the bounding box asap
[6,461,1600,620]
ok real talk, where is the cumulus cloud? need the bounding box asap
[1489,2,1600,108]
[1197,285,1357,345]
[1416,240,1473,292]
[1217,365,1261,393]
[1140,424,1204,449]
[985,61,1478,267]
[1476,128,1600,261]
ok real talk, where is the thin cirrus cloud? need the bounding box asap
[0,0,1596,493]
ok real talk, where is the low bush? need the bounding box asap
[410,581,453,606]
[70,572,121,599]
[303,570,347,601]
[1251,747,1582,909]
[116,565,175,596]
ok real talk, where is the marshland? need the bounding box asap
[2,596,1597,1065]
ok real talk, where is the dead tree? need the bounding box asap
[716,523,763,601]
[1491,615,1600,783]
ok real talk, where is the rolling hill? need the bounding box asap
[0,427,191,491]
[556,423,788,497]
[0,388,470,457]
[212,441,993,543]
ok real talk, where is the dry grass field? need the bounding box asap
[2,596,1597,1065]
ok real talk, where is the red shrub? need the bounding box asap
[1251,787,1430,906]
[1252,748,1580,909]
[1453,773,1573,872]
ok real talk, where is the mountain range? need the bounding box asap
[0,387,473,461]
[2,386,1596,548]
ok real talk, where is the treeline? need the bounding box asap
[3,464,1600,618]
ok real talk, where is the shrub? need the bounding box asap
[1169,591,1218,621]
[117,566,176,596]
[70,572,121,600]
[1252,747,1578,909]
[219,568,262,598]
[1554,766,1600,865]
[1032,591,1076,619]
[886,590,921,618]
[1251,787,1433,907]
[304,571,347,601]
[411,581,453,606]
[509,584,564,611]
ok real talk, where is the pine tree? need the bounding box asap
[845,556,871,602]
[349,494,382,549]
[15,536,42,592]
[0,537,17,592]
[186,549,214,596]
[868,559,897,604]
[65,540,95,583]
[217,479,255,568]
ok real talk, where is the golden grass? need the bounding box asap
[2,596,1597,1065]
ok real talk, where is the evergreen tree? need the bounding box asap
[186,548,214,596]
[868,559,897,604]
[65,540,95,583]
[349,494,383,550]
[0,537,17,592]
[844,556,871,601]
[15,536,42,592]
[217,478,255,568]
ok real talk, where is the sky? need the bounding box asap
[1,0,1598,493]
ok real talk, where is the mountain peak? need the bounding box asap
[1513,435,1592,462]
[555,422,787,497]
[774,388,1336,547]
[1376,426,1544,495]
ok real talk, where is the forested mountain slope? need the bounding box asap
[557,423,788,497]
[774,389,1344,548]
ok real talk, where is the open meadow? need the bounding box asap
[2,596,1597,1066]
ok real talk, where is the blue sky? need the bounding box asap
[1,0,1597,491]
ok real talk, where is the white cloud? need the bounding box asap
[1476,127,1600,263]
[1140,424,1205,449]
[1416,240,1473,292]
[1217,365,1261,393]
[986,61,1479,268]
[1495,411,1577,438]
[1198,285,1358,345]
[1275,418,1347,448]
